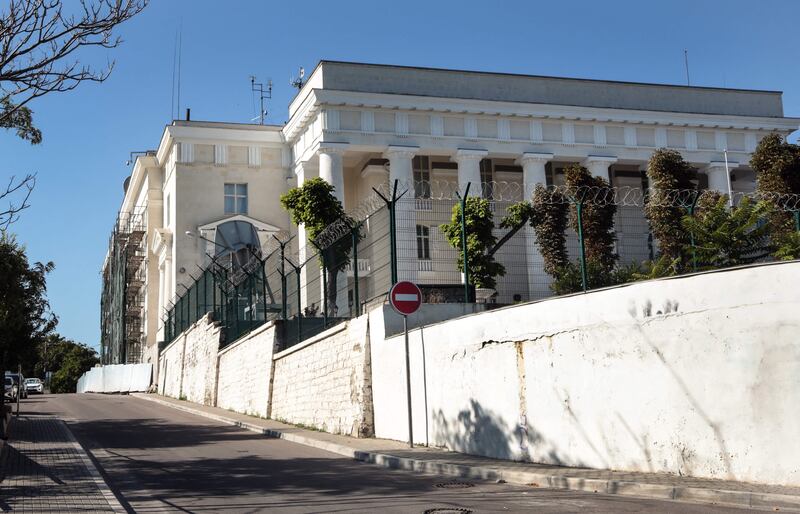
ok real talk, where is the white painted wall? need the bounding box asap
[371,261,800,486]
[216,322,277,418]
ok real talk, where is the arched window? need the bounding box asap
[214,220,261,269]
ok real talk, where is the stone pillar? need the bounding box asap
[583,155,618,183]
[453,149,488,197]
[520,152,552,200]
[294,164,309,313]
[318,144,346,204]
[317,144,349,317]
[706,161,736,197]
[518,153,553,301]
[385,146,419,283]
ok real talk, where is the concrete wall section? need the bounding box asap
[180,314,222,406]
[216,322,277,418]
[270,315,374,437]
[158,334,185,398]
[371,261,800,486]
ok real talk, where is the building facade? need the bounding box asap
[101,61,798,369]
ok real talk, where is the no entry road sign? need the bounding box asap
[389,281,422,316]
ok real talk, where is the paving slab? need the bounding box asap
[132,392,800,512]
[0,415,122,513]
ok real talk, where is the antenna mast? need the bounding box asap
[684,50,690,86]
[290,66,305,91]
[250,76,272,125]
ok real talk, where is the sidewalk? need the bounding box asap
[133,393,800,512]
[0,415,122,513]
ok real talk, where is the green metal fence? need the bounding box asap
[162,180,800,351]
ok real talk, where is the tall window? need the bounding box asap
[412,156,431,199]
[224,183,248,214]
[416,225,430,260]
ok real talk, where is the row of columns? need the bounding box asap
[303,143,738,305]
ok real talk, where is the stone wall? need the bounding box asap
[157,314,220,404]
[270,315,374,437]
[371,261,800,487]
[216,322,277,418]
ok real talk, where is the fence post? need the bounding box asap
[794,210,800,232]
[295,267,302,344]
[279,243,287,320]
[322,259,328,327]
[685,192,700,272]
[373,180,405,285]
[352,223,360,317]
[458,183,472,303]
[575,200,588,292]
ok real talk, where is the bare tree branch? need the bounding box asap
[0,173,36,229]
[0,0,148,136]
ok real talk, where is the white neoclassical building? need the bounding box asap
[102,60,798,368]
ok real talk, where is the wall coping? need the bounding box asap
[272,322,348,361]
[382,259,800,342]
[217,320,277,358]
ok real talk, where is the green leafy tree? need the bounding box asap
[46,336,99,394]
[564,164,618,273]
[440,196,505,289]
[681,196,773,269]
[774,231,800,261]
[644,149,697,266]
[749,133,800,258]
[0,232,56,377]
[280,178,358,316]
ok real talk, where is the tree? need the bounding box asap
[0,232,57,376]
[681,196,773,269]
[644,148,697,266]
[749,133,800,257]
[564,164,618,272]
[440,196,505,289]
[1,0,148,143]
[44,335,99,393]
[280,178,358,316]
[0,173,35,229]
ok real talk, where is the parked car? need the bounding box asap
[5,373,26,400]
[24,378,43,394]
[4,377,15,401]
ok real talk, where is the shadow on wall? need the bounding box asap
[431,399,577,467]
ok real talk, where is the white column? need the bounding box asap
[295,164,309,312]
[317,144,346,205]
[520,152,553,199]
[317,144,349,316]
[518,153,553,301]
[706,161,737,197]
[583,155,618,183]
[453,149,487,196]
[385,146,419,283]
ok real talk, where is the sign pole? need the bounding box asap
[403,314,413,448]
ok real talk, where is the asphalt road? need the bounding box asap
[23,394,746,513]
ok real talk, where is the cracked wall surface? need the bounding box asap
[371,261,800,487]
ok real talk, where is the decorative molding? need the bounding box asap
[361,111,375,133]
[562,123,575,144]
[655,127,668,147]
[498,119,511,140]
[178,142,194,163]
[396,112,409,135]
[594,125,607,146]
[531,120,543,142]
[518,152,554,165]
[715,131,727,151]
[745,133,758,153]
[431,115,444,137]
[317,142,349,156]
[465,117,478,138]
[214,144,227,166]
[384,145,418,160]
[248,146,261,167]
[686,130,698,150]
[624,126,636,147]
[453,148,488,163]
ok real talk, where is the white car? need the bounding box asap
[24,378,43,394]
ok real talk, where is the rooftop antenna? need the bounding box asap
[684,49,690,86]
[290,66,305,91]
[249,75,272,125]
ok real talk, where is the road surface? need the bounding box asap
[22,394,746,513]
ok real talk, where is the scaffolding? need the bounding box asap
[100,208,147,364]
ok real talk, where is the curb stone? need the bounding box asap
[132,393,800,512]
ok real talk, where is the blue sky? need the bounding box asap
[2,0,798,351]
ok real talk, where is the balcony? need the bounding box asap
[345,258,371,277]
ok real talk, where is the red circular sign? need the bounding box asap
[389,281,423,316]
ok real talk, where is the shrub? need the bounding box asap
[644,149,697,266]
[564,164,618,273]
[440,196,505,289]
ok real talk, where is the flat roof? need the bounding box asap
[303,60,786,118]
